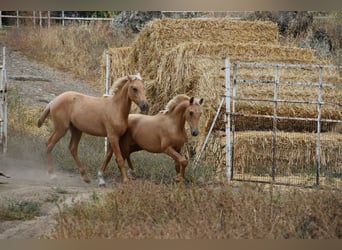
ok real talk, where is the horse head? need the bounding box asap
[127,74,149,112]
[185,97,203,136]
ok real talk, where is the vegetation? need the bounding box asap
[5,22,135,88]
[53,183,342,239]
[0,200,41,220]
[2,12,342,238]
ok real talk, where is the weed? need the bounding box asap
[0,200,41,220]
[51,183,342,239]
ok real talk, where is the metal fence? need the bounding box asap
[0,11,116,28]
[0,47,7,153]
[224,59,342,188]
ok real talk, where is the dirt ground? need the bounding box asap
[0,43,110,239]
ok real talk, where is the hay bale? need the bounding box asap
[232,131,342,175]
[100,47,132,93]
[206,131,342,174]
[129,18,278,79]
[101,19,341,132]
[150,41,341,131]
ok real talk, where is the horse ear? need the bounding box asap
[189,97,194,104]
[127,75,133,81]
[199,98,204,105]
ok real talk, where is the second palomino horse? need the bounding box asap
[99,94,203,183]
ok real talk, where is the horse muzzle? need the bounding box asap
[191,128,199,137]
[138,101,149,112]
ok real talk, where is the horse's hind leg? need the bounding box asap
[126,154,137,179]
[69,125,90,183]
[98,143,113,187]
[46,128,68,178]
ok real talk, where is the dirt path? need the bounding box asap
[0,43,108,239]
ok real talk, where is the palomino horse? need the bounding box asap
[100,94,203,183]
[37,74,148,184]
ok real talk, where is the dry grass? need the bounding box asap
[52,181,342,239]
[6,22,136,88]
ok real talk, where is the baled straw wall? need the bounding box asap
[233,131,342,175]
[100,47,132,93]
[129,18,278,80]
[101,19,341,132]
[151,41,341,131]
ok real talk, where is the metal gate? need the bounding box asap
[224,59,342,188]
[0,47,7,153]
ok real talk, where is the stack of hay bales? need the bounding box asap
[102,18,341,127]
[232,131,342,181]
[101,18,342,177]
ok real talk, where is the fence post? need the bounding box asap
[104,53,110,155]
[48,11,51,28]
[62,11,65,26]
[16,10,19,28]
[316,66,323,186]
[225,58,231,182]
[1,47,7,153]
[39,11,42,28]
[231,62,238,180]
[272,65,279,182]
[33,11,36,27]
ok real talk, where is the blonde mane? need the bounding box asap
[161,94,190,114]
[109,74,142,95]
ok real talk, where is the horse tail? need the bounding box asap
[37,102,51,128]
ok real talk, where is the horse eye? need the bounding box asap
[132,87,138,93]
[189,111,194,116]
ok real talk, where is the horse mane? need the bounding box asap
[160,94,190,114]
[109,74,142,95]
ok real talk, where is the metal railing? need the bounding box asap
[0,47,7,153]
[0,11,116,28]
[227,60,342,187]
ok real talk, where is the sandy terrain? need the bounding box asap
[0,43,107,239]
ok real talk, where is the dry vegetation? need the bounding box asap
[3,14,342,239]
[6,22,135,88]
[52,182,342,239]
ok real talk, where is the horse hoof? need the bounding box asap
[98,178,106,187]
[84,179,91,184]
[122,178,130,184]
[49,173,57,180]
[98,183,106,188]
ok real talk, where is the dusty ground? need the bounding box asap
[0,42,110,239]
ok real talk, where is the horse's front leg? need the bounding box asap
[108,135,130,184]
[164,147,188,182]
[98,142,113,187]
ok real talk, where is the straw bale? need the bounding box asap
[129,18,278,79]
[234,131,342,174]
[100,47,132,93]
[149,41,341,131]
[209,131,342,175]
[101,19,341,132]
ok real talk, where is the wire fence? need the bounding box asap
[0,11,116,28]
[225,60,342,188]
